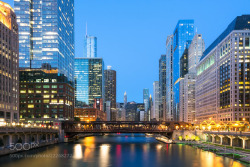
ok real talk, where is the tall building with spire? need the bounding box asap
[84,24,97,58]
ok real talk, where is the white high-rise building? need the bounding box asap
[188,34,205,73]
[153,81,160,120]
[84,35,97,58]
[179,34,205,123]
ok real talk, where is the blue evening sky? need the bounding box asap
[4,0,250,103]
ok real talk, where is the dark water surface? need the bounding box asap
[0,134,247,167]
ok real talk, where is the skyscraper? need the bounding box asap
[84,35,97,58]
[143,88,149,121]
[172,20,194,121]
[166,36,174,121]
[124,91,127,107]
[104,66,116,109]
[188,34,205,74]
[153,81,160,121]
[180,34,204,123]
[74,58,104,107]
[196,15,250,122]
[14,0,75,82]
[159,55,166,121]
[0,1,19,124]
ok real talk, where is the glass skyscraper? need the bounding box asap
[74,58,104,107]
[84,35,97,58]
[14,0,75,82]
[172,20,194,121]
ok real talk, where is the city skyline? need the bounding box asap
[5,0,250,103]
[1,1,250,166]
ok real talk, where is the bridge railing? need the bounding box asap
[0,127,58,133]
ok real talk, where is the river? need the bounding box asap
[0,133,247,167]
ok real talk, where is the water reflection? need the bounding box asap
[73,144,82,160]
[0,135,247,167]
[99,144,110,167]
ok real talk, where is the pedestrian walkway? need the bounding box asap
[176,140,250,163]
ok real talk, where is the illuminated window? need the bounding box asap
[28,104,34,108]
[43,85,50,88]
[43,100,50,103]
[20,90,26,93]
[44,90,49,93]
[28,90,34,93]
[51,99,57,103]
[43,95,50,98]
[44,79,49,83]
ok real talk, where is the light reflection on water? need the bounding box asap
[0,134,247,167]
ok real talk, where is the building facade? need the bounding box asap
[14,0,75,82]
[153,81,160,120]
[173,20,194,121]
[188,34,205,74]
[84,35,97,58]
[180,73,196,123]
[74,58,104,107]
[159,55,166,121]
[166,36,174,121]
[179,34,205,123]
[0,2,19,124]
[104,66,116,109]
[196,15,250,122]
[19,68,74,122]
[74,107,106,121]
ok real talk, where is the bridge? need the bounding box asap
[203,131,250,149]
[62,121,191,138]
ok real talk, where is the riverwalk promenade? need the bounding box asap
[177,140,250,164]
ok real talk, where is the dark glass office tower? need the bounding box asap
[104,66,116,109]
[159,55,166,121]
